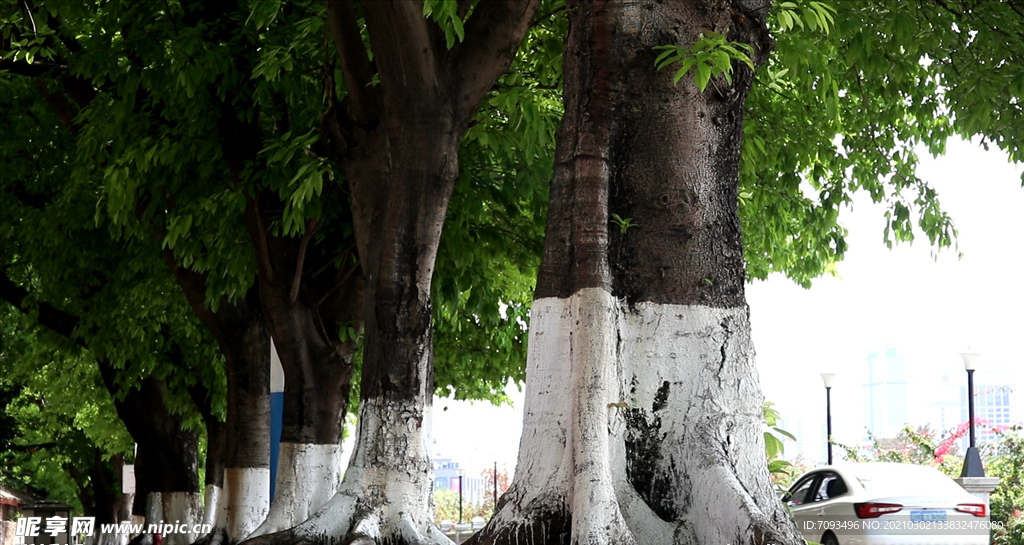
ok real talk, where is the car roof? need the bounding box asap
[803,462,970,498]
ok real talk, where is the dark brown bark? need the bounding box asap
[104,373,201,495]
[173,273,271,484]
[334,0,541,406]
[534,0,771,308]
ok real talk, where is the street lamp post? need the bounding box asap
[457,468,465,523]
[960,352,986,478]
[821,373,836,465]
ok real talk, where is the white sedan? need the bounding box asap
[783,463,990,545]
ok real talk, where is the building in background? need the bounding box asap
[433,453,485,504]
[962,381,1015,447]
[863,347,909,440]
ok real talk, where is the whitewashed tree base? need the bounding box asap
[247,444,340,539]
[225,468,271,541]
[242,400,450,545]
[145,492,204,545]
[479,289,801,545]
[201,468,271,544]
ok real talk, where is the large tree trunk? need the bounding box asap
[238,3,540,544]
[242,210,359,539]
[166,257,274,545]
[186,292,272,545]
[470,2,803,545]
[245,93,462,545]
[113,378,203,545]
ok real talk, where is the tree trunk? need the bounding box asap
[167,258,274,545]
[243,219,359,539]
[113,379,203,545]
[236,3,539,543]
[83,453,132,545]
[186,291,273,545]
[124,441,201,545]
[470,2,803,545]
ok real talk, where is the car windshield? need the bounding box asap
[853,464,965,497]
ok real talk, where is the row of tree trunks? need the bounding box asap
[470,1,802,544]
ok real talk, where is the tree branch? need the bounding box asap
[530,4,567,28]
[0,57,68,77]
[31,79,80,134]
[452,0,541,122]
[159,248,222,335]
[362,1,444,103]
[244,196,276,283]
[325,0,381,124]
[0,271,84,346]
[290,219,317,303]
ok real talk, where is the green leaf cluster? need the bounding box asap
[654,31,754,92]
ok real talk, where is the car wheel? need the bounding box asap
[821,532,839,545]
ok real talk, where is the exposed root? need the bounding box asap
[466,498,571,545]
[247,444,340,539]
[189,527,226,545]
[238,499,451,545]
[239,398,450,545]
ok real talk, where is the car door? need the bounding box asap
[785,473,825,542]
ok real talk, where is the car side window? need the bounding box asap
[787,475,819,506]
[815,473,849,502]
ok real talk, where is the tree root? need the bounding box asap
[238,489,451,545]
[189,527,227,545]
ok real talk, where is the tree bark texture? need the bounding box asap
[470,1,802,545]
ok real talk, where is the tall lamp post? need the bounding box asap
[821,372,836,465]
[457,468,465,523]
[960,351,986,478]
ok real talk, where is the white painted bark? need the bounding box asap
[266,399,450,545]
[202,485,222,530]
[484,288,800,545]
[247,444,339,538]
[224,468,271,541]
[203,468,271,544]
[145,492,204,545]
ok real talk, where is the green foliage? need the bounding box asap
[432,467,511,523]
[987,426,1024,545]
[774,1,837,34]
[654,31,754,92]
[0,308,133,513]
[741,0,1024,286]
[423,0,466,49]
[610,213,637,235]
[762,402,797,484]
[433,488,490,523]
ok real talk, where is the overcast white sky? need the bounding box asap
[430,137,1024,476]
